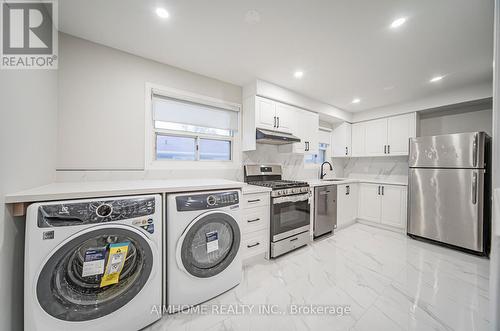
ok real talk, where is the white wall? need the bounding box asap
[57,33,241,170]
[352,82,493,122]
[419,108,492,136]
[0,70,58,330]
[490,0,500,329]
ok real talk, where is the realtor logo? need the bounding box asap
[1,0,58,69]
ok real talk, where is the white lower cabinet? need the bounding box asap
[240,191,270,263]
[380,185,407,228]
[357,183,407,229]
[337,184,358,229]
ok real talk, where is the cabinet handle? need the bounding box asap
[388,145,390,154]
[277,116,280,128]
[247,218,260,223]
[384,145,387,154]
[346,185,350,195]
[290,237,298,242]
[273,116,277,128]
[378,186,381,195]
[247,199,261,203]
[381,186,384,195]
[345,147,348,155]
[247,242,260,248]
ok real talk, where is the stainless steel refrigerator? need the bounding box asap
[408,132,491,255]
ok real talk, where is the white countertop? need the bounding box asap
[306,178,407,187]
[5,179,245,204]
[241,184,272,195]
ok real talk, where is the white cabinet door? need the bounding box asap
[347,183,358,222]
[256,97,276,130]
[364,119,388,156]
[358,183,381,222]
[332,122,352,157]
[337,185,349,228]
[275,102,294,133]
[304,111,319,154]
[351,122,366,157]
[387,113,415,155]
[380,186,406,228]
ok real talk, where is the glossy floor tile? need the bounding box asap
[146,224,490,331]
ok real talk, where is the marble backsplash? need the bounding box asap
[335,156,409,183]
[56,144,321,183]
[56,145,408,183]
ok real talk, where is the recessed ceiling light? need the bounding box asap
[390,17,407,28]
[352,98,361,104]
[294,71,304,79]
[429,75,444,83]
[156,8,169,19]
[244,10,261,24]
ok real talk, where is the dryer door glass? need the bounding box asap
[181,212,240,278]
[36,227,153,321]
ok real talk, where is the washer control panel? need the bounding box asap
[176,191,239,211]
[38,197,156,228]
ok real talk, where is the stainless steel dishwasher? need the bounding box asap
[314,185,337,238]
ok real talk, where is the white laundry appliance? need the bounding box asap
[24,195,163,331]
[166,190,242,312]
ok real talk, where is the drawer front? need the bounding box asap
[241,229,268,260]
[241,206,269,234]
[242,193,270,209]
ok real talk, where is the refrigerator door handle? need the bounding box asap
[472,171,478,205]
[472,133,478,167]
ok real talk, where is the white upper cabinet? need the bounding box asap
[351,122,366,157]
[335,112,416,158]
[255,96,292,133]
[387,113,416,155]
[365,118,388,156]
[332,122,352,157]
[255,97,276,130]
[274,102,294,133]
[243,95,319,152]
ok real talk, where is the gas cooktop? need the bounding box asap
[247,180,309,189]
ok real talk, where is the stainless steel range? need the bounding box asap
[244,164,311,258]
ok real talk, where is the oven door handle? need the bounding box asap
[273,193,310,205]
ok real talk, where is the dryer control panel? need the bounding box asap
[176,191,239,211]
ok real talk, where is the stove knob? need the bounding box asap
[293,188,299,194]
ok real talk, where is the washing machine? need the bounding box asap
[24,195,163,331]
[166,190,242,312]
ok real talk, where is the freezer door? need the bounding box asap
[409,132,486,168]
[408,168,485,252]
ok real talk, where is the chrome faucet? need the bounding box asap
[320,161,333,179]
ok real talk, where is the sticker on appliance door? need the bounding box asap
[205,231,219,253]
[100,242,129,287]
[82,248,106,277]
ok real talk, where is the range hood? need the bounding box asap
[255,128,301,145]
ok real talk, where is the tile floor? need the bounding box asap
[147,224,490,331]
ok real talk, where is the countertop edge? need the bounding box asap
[5,181,245,204]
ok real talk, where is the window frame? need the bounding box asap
[145,83,241,170]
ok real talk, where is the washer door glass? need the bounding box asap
[181,212,240,278]
[37,227,153,322]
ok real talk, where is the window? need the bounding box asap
[305,143,329,164]
[149,91,239,163]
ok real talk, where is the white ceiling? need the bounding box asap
[59,0,494,112]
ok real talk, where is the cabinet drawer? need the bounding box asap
[241,229,268,260]
[241,206,269,234]
[242,193,270,209]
